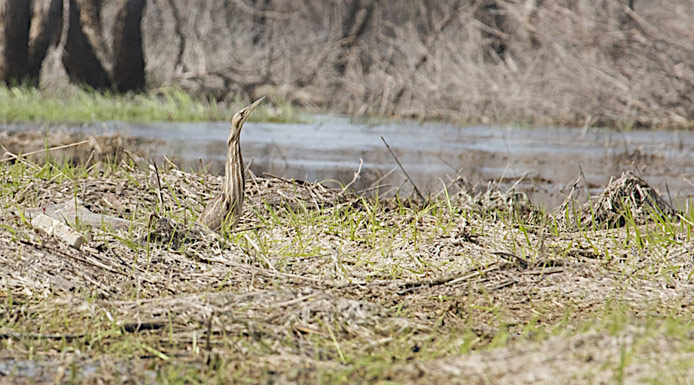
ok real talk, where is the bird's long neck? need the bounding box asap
[224,138,244,205]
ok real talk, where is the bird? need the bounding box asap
[198,97,264,232]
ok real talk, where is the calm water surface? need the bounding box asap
[7,117,694,208]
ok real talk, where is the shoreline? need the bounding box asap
[1,154,692,383]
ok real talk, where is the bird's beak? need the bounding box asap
[232,97,265,137]
[243,96,265,117]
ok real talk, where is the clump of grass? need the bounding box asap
[0,85,305,123]
[2,154,694,384]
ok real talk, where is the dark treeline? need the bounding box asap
[0,0,146,92]
[1,0,693,128]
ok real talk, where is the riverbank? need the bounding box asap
[4,1,693,130]
[0,85,303,124]
[1,147,693,383]
[133,0,694,129]
[4,116,694,212]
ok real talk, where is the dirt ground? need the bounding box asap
[1,135,693,384]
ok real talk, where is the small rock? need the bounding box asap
[31,214,85,249]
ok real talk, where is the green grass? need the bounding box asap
[2,158,694,383]
[0,85,305,123]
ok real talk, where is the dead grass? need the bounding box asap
[556,171,679,230]
[94,0,694,129]
[0,128,155,165]
[1,142,694,383]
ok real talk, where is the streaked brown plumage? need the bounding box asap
[199,97,264,232]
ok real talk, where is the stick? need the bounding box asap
[397,263,501,295]
[492,251,530,269]
[1,139,90,162]
[356,184,391,195]
[152,160,165,209]
[578,163,591,200]
[206,311,214,351]
[0,332,84,341]
[664,176,673,209]
[341,158,363,194]
[380,136,425,202]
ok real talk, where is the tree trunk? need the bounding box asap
[112,0,146,92]
[0,0,32,84]
[61,0,111,89]
[28,0,63,82]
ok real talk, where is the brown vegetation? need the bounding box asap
[1,145,693,383]
[0,128,155,165]
[1,0,692,127]
[138,0,694,127]
[556,171,678,230]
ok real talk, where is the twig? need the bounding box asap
[664,177,673,209]
[261,172,310,186]
[188,251,328,285]
[506,171,530,194]
[380,136,425,201]
[359,166,397,195]
[273,292,320,308]
[356,184,391,195]
[0,332,84,340]
[206,311,214,351]
[1,145,39,169]
[683,177,694,190]
[151,160,165,209]
[397,262,500,295]
[245,157,254,176]
[523,267,564,276]
[492,251,530,269]
[1,139,90,163]
[578,163,591,200]
[341,158,363,194]
[442,270,484,287]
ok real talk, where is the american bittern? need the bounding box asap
[199,97,264,232]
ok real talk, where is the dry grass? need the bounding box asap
[72,0,694,128]
[555,171,679,230]
[0,128,154,165]
[1,139,694,383]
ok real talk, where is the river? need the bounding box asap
[5,117,694,209]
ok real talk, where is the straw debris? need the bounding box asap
[1,129,154,165]
[1,152,693,384]
[555,171,677,230]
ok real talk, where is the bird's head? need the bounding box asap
[229,97,265,143]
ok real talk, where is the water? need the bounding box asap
[5,117,694,208]
[0,357,156,383]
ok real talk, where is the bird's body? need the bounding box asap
[199,98,264,232]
